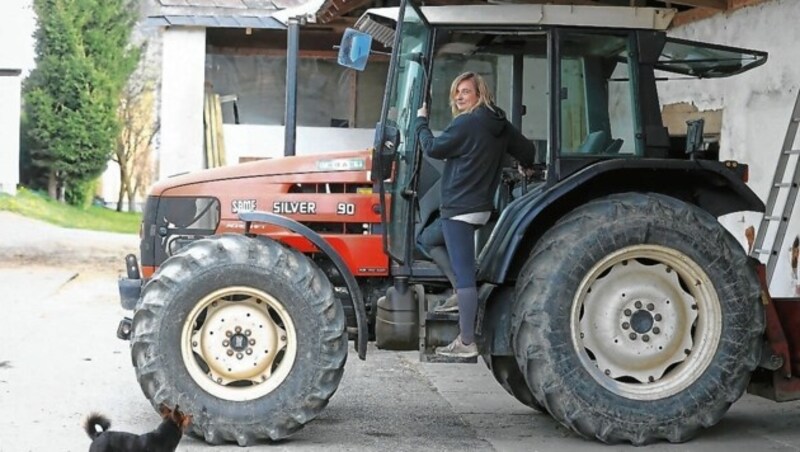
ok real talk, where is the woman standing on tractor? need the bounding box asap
[415,71,536,358]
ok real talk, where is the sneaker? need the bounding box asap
[435,335,478,358]
[434,293,459,312]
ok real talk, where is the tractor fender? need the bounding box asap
[239,211,368,360]
[478,158,765,284]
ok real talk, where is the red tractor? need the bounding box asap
[116,1,800,446]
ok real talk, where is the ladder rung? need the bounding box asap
[784,149,800,155]
[763,216,785,221]
[774,183,796,188]
[753,248,777,255]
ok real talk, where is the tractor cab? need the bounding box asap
[340,1,766,319]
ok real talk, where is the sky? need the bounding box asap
[0,0,36,74]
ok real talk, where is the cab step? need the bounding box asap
[419,293,477,363]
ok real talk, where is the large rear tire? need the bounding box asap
[512,193,763,444]
[130,234,347,446]
[481,354,544,412]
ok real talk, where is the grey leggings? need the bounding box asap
[442,218,479,344]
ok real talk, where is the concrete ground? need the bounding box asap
[1,211,800,451]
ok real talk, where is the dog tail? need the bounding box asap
[84,413,111,440]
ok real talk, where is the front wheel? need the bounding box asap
[130,234,347,446]
[512,193,763,445]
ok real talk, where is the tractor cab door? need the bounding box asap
[371,0,433,265]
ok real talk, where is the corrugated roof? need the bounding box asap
[150,0,316,27]
[147,14,286,28]
[155,0,308,14]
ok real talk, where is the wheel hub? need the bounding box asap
[190,294,290,386]
[629,309,654,334]
[579,258,698,383]
[229,332,250,352]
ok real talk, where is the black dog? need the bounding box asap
[84,404,192,452]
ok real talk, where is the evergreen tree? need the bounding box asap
[23,0,139,205]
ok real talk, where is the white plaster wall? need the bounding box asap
[659,0,800,294]
[223,125,375,161]
[0,75,21,196]
[159,27,206,179]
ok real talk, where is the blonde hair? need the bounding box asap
[449,72,495,117]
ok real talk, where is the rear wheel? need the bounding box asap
[512,193,763,444]
[131,234,347,446]
[481,354,543,412]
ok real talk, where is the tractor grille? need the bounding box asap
[288,182,372,194]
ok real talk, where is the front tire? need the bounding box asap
[512,193,763,444]
[130,234,347,446]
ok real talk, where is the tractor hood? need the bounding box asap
[149,149,373,196]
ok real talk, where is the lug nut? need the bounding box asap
[236,353,243,360]
[655,314,662,321]
[192,341,197,347]
[635,301,642,309]
[647,303,655,311]
[684,349,691,355]
[624,309,632,316]
[648,376,655,382]
[227,350,234,356]
[235,326,242,333]
[622,322,630,330]
[245,329,252,337]
[629,332,637,340]
[212,301,218,307]
[280,335,287,342]
[642,335,650,342]
[226,331,233,338]
[249,339,256,346]
[653,327,660,335]
[246,348,253,355]
[604,369,611,376]
[222,340,229,347]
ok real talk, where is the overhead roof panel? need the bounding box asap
[147,14,286,29]
[357,5,676,31]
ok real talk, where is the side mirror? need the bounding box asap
[372,122,400,182]
[338,28,373,71]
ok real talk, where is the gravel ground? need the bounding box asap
[0,211,138,273]
[3,211,800,452]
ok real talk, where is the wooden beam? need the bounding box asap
[658,0,727,9]
[491,0,604,5]
[672,7,718,26]
[671,0,771,27]
[316,0,374,24]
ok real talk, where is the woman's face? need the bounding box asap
[454,79,479,113]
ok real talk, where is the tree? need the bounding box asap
[114,67,159,212]
[23,0,139,205]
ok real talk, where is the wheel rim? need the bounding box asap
[181,286,298,401]
[571,245,721,401]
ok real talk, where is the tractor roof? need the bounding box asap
[356,5,676,46]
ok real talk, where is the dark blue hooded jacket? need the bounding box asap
[414,105,536,219]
